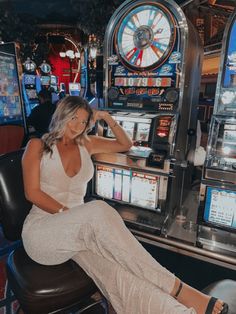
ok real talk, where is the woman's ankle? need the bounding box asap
[171,282,223,314]
[170,278,182,298]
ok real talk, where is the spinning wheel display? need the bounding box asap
[115,4,176,71]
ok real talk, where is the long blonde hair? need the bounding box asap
[41,96,93,154]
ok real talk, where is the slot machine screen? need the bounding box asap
[41,76,51,86]
[122,121,135,140]
[50,75,58,85]
[24,74,36,85]
[136,123,151,141]
[26,89,38,100]
[0,42,24,125]
[214,122,236,157]
[204,187,236,230]
[223,20,236,88]
[222,127,236,155]
[69,83,81,96]
[95,165,159,211]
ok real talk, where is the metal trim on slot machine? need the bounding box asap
[92,0,203,234]
[197,9,236,256]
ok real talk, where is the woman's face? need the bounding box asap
[65,108,89,139]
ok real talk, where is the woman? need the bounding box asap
[22,96,227,314]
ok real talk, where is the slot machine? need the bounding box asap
[92,0,203,234]
[50,75,59,92]
[0,42,26,130]
[22,58,41,116]
[197,10,236,255]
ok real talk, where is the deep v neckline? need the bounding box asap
[55,144,82,179]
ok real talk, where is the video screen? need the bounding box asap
[136,123,150,142]
[26,89,37,100]
[223,129,236,145]
[0,43,24,124]
[41,75,51,86]
[223,20,236,88]
[122,121,135,140]
[50,75,58,85]
[69,83,81,96]
[204,187,236,230]
[95,165,159,210]
[24,74,36,85]
[216,123,236,157]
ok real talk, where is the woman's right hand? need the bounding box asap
[92,109,110,124]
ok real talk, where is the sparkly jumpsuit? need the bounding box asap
[22,145,196,314]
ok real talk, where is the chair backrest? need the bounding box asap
[0,124,25,155]
[0,150,32,241]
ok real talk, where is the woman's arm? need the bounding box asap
[22,139,68,213]
[86,110,133,155]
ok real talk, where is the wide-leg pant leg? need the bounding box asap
[73,251,196,314]
[76,200,176,294]
[24,200,176,294]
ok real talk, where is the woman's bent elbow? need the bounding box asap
[24,190,37,203]
[24,192,33,203]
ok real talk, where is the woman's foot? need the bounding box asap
[171,278,227,314]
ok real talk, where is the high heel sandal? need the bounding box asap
[174,281,229,314]
[205,297,228,314]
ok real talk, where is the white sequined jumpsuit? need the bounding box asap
[22,144,196,314]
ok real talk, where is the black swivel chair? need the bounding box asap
[0,149,109,314]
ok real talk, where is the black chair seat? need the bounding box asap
[202,279,236,314]
[7,246,98,314]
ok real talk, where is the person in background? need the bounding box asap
[49,87,60,105]
[27,89,56,137]
[22,96,228,314]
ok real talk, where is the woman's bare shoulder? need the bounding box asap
[24,138,44,158]
[27,138,43,149]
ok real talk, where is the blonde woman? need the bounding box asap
[22,96,227,314]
